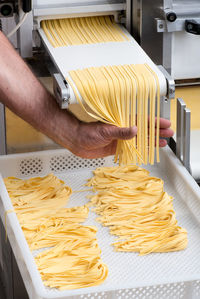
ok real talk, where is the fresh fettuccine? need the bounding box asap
[68,63,160,165]
[42,15,129,47]
[4,174,108,290]
[87,165,188,255]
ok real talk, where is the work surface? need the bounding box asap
[0,147,200,299]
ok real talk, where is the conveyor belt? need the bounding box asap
[38,24,167,104]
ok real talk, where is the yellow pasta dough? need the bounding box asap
[4,174,108,290]
[35,239,108,290]
[68,63,160,165]
[87,165,188,255]
[42,16,129,47]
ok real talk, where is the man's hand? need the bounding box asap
[68,118,173,159]
[158,118,174,147]
[71,122,137,158]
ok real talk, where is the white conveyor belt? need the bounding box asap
[38,25,167,104]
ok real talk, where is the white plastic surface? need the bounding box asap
[171,31,200,80]
[0,147,200,298]
[38,26,167,103]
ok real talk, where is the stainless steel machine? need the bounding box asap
[132,0,200,181]
[132,0,200,82]
[0,1,199,298]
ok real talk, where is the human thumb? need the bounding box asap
[101,125,137,140]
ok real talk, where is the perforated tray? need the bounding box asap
[0,146,200,299]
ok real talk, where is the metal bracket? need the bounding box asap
[155,18,167,33]
[176,98,191,173]
[157,65,175,121]
[155,5,200,33]
[158,65,175,100]
[53,73,70,109]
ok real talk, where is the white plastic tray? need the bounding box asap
[0,146,200,299]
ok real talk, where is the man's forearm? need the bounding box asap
[0,31,79,149]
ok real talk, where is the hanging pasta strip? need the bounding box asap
[89,67,116,123]
[81,68,115,123]
[133,65,145,163]
[67,76,110,123]
[135,65,150,164]
[99,67,118,123]
[148,67,156,164]
[111,65,127,163]
[69,70,110,122]
[121,65,131,164]
[105,66,124,163]
[143,64,157,164]
[101,68,118,123]
[127,65,142,164]
[123,65,137,164]
[109,66,123,126]
[68,64,160,165]
[145,64,160,162]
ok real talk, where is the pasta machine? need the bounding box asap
[0,0,195,172]
[0,0,177,156]
[133,0,200,82]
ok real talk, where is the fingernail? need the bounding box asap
[159,139,167,147]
